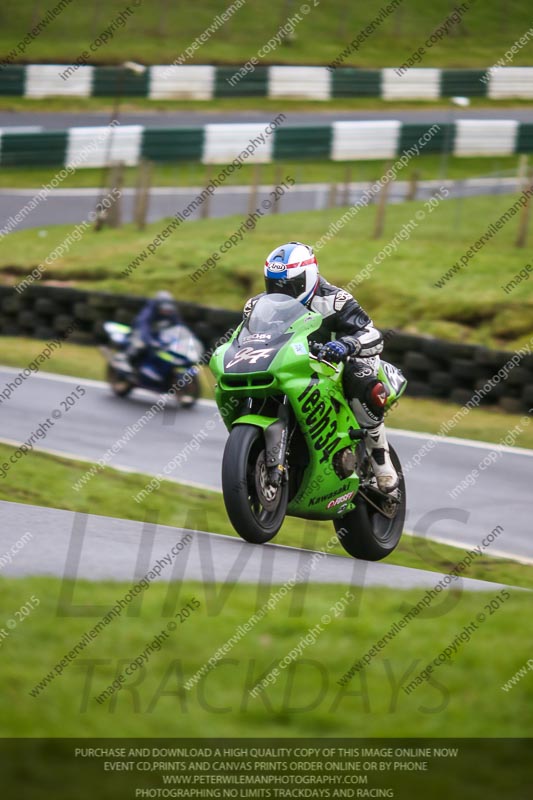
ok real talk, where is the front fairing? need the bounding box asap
[103,321,132,347]
[212,294,321,368]
[210,295,323,424]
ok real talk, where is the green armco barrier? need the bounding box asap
[0,64,531,99]
[1,120,533,168]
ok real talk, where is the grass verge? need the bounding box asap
[0,575,530,737]
[1,0,531,68]
[2,194,533,350]
[0,153,524,190]
[1,98,532,116]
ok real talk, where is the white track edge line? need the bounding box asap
[403,530,533,566]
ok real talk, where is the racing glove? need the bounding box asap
[318,339,360,363]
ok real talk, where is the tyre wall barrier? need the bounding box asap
[0,285,532,413]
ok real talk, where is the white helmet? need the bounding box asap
[264,242,319,305]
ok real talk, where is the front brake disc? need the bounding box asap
[254,451,280,512]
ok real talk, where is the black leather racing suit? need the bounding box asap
[244,277,386,428]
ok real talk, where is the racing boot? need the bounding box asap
[366,421,399,493]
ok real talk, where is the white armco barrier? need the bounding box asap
[382,68,441,101]
[203,123,274,164]
[268,66,332,100]
[65,126,144,168]
[488,67,533,100]
[148,65,216,100]
[25,64,94,98]
[454,119,520,157]
[332,120,402,161]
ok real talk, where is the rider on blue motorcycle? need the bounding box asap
[128,290,181,369]
[243,242,399,493]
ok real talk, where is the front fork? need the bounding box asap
[263,396,290,488]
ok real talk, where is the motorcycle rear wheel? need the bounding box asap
[222,425,288,544]
[334,445,405,561]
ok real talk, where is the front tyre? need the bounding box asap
[334,445,405,561]
[174,368,201,408]
[222,424,288,544]
[107,364,133,397]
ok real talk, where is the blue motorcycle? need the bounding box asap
[101,321,204,408]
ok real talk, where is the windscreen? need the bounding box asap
[158,325,203,362]
[242,294,307,339]
[158,325,184,344]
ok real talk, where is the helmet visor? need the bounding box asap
[265,273,306,300]
[158,302,176,317]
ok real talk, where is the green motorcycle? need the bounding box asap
[209,293,407,561]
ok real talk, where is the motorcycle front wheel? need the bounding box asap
[222,424,288,544]
[174,368,201,408]
[107,365,133,397]
[334,445,405,561]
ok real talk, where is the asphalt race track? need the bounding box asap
[0,368,531,568]
[1,108,532,130]
[0,178,518,231]
[0,499,512,592]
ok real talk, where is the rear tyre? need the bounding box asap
[107,364,133,397]
[334,445,405,561]
[222,424,288,544]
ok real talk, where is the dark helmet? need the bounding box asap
[154,290,177,318]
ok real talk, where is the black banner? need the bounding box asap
[2,738,531,799]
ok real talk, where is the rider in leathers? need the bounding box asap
[243,241,399,493]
